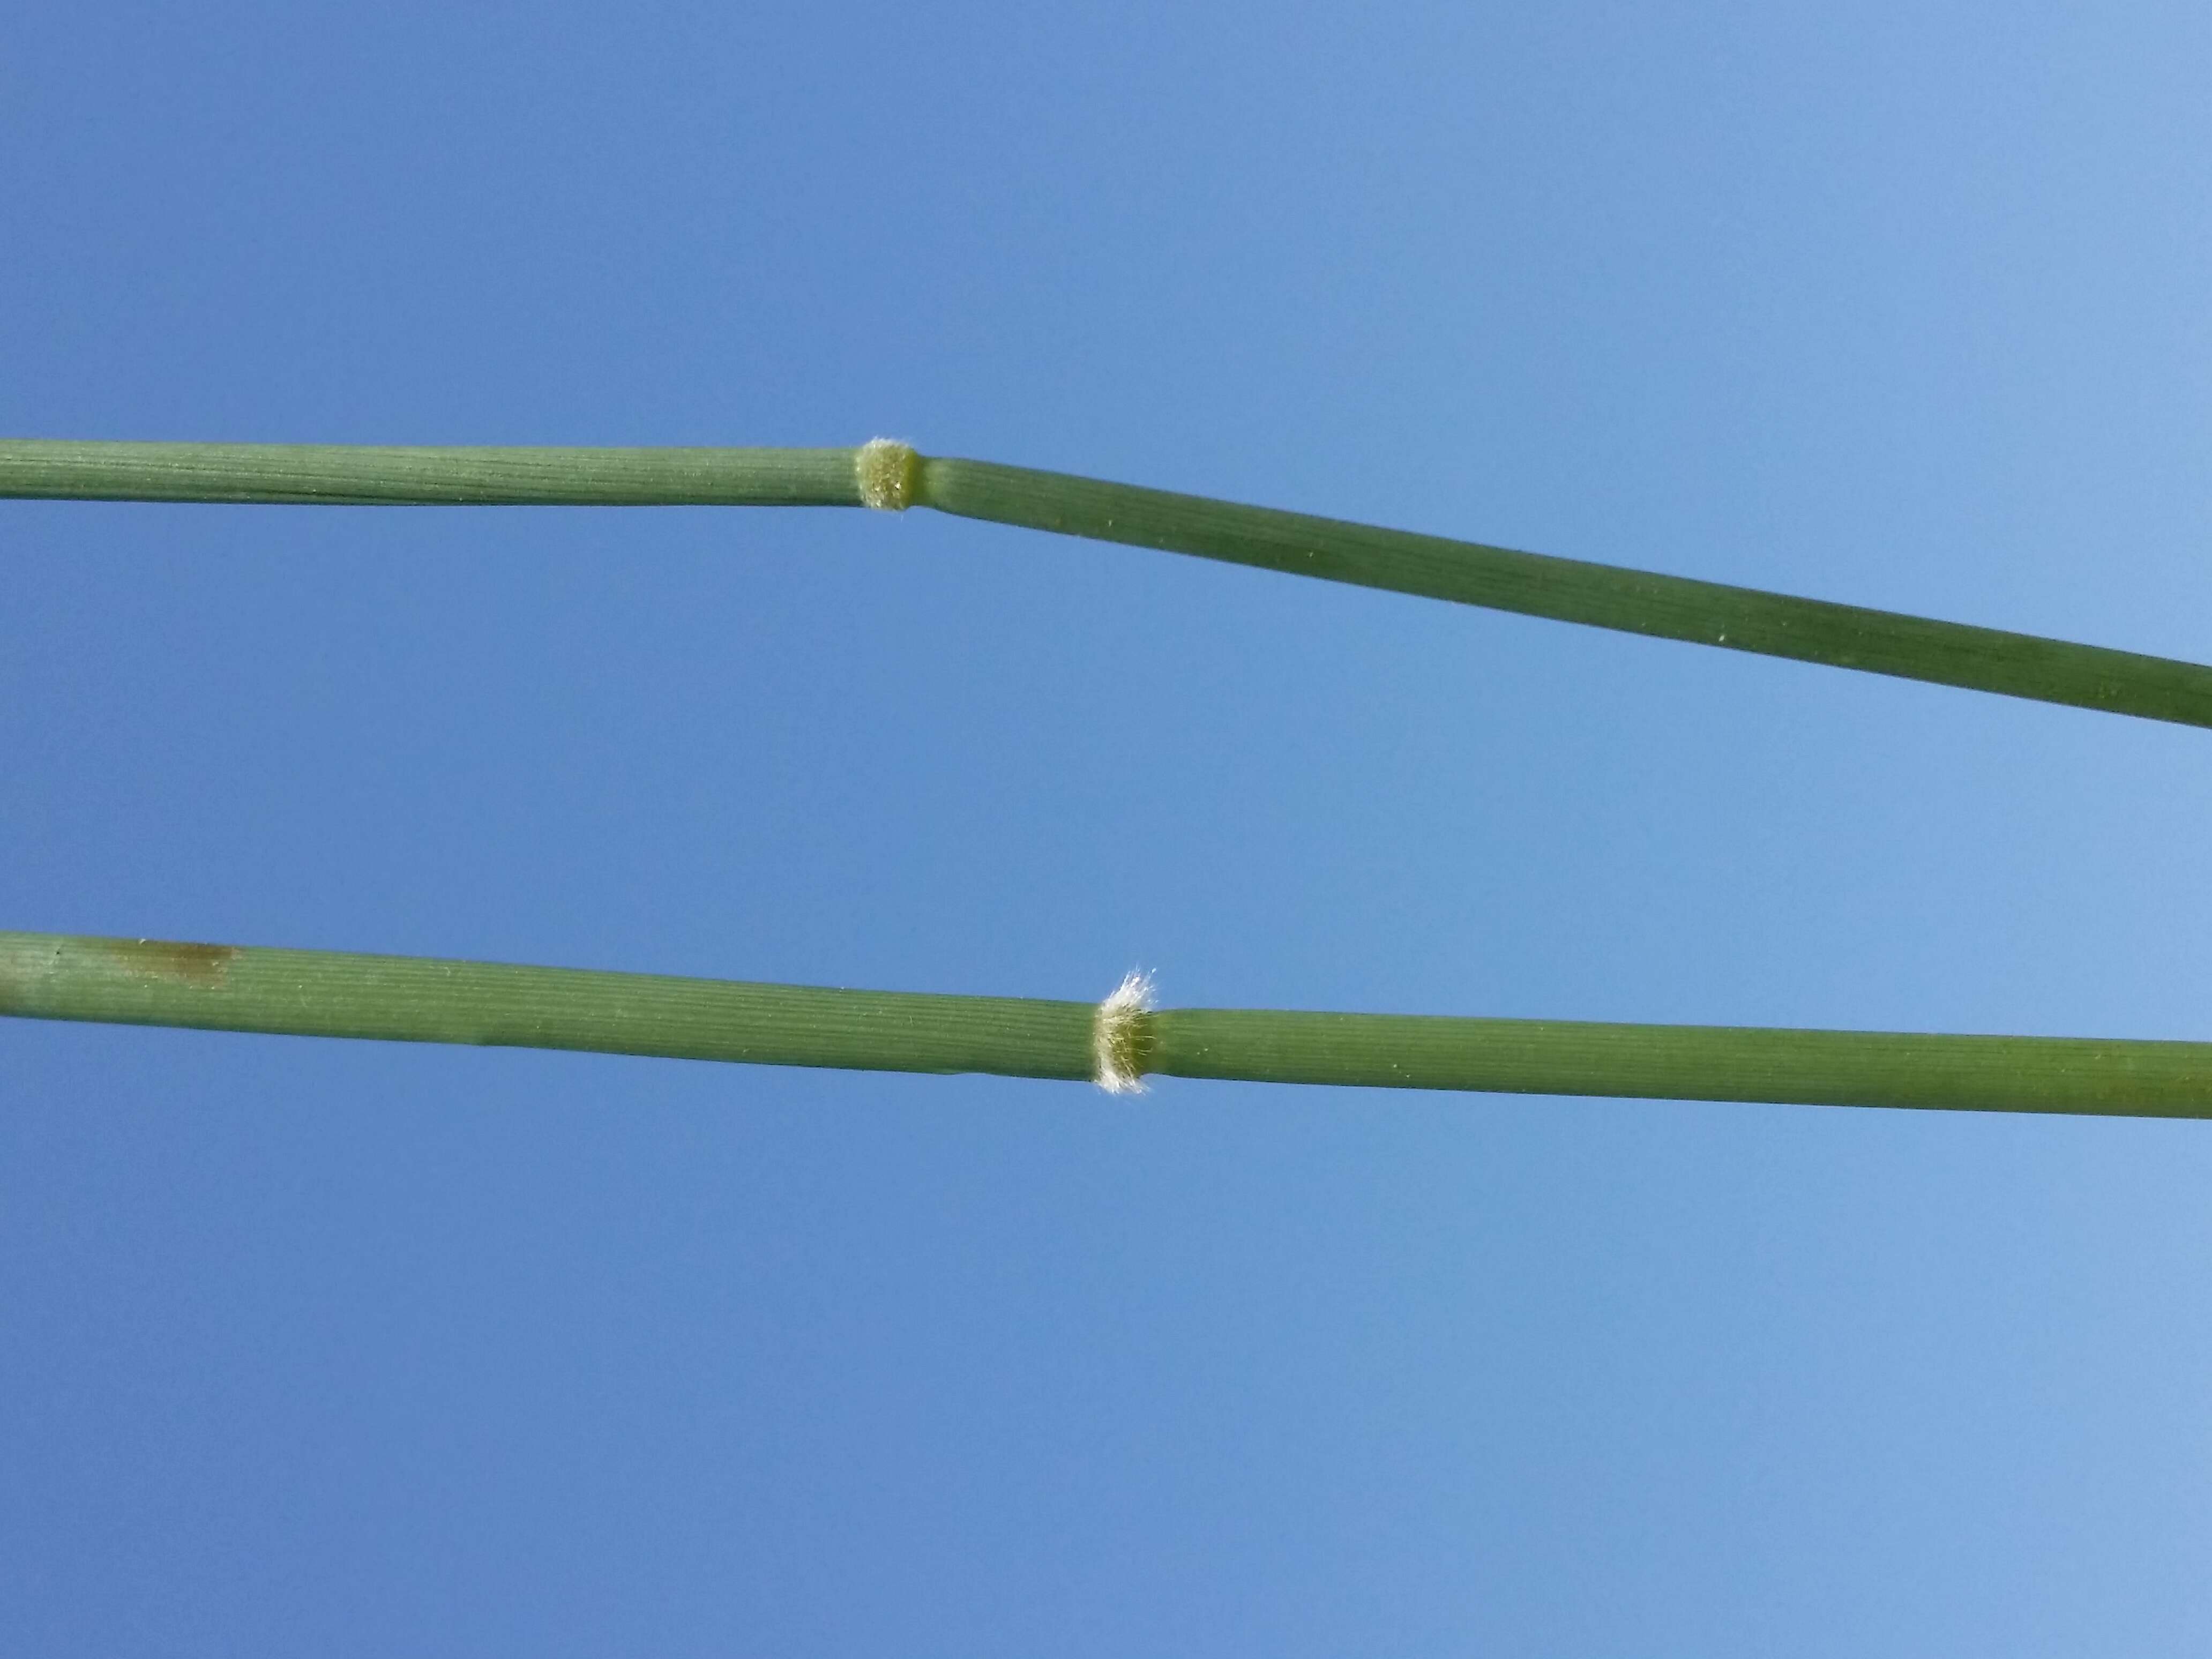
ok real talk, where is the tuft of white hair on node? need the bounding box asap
[1092,969,1156,1095]
[854,438,918,511]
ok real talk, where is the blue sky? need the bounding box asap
[6,3,2212,1651]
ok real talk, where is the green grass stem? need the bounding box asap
[6,931,2210,1118]
[916,457,2212,729]
[0,440,865,506]
[6,438,2209,727]
[0,933,1095,1079]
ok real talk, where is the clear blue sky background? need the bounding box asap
[6,3,2212,1651]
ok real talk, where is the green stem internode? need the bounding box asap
[0,440,865,506]
[915,456,2212,730]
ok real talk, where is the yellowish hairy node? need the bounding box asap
[855,438,918,511]
[1093,969,1156,1095]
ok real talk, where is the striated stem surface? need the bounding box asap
[8,932,2212,1117]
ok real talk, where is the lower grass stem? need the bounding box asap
[5,932,2208,1118]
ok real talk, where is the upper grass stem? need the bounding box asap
[5,438,2208,727]
[6,931,2211,1118]
[915,456,2212,730]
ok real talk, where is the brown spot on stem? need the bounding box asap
[100,938,243,989]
